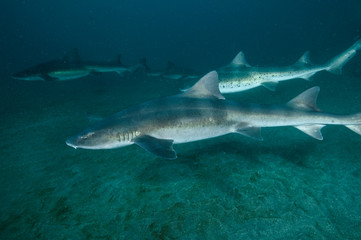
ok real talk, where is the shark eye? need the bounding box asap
[80,132,95,139]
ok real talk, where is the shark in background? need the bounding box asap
[12,49,144,81]
[66,71,361,159]
[83,54,144,77]
[12,49,89,81]
[142,58,201,80]
[217,39,361,93]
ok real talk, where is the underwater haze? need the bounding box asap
[1,0,361,239]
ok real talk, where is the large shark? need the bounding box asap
[218,39,361,93]
[66,71,361,159]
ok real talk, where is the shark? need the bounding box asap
[142,59,201,80]
[12,61,91,81]
[218,39,361,93]
[83,54,144,77]
[12,49,142,81]
[66,71,361,159]
[12,51,90,81]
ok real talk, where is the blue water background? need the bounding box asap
[1,1,361,239]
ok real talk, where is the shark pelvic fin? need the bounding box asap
[345,124,361,136]
[261,81,278,91]
[300,72,316,81]
[133,135,177,159]
[295,125,325,140]
[286,86,320,112]
[182,71,225,100]
[230,51,251,67]
[235,125,263,140]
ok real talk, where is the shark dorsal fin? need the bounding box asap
[182,71,225,99]
[287,86,320,111]
[116,54,122,66]
[63,48,82,65]
[230,51,251,67]
[166,61,176,72]
[295,51,311,66]
[140,58,151,72]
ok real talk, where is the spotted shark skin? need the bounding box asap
[217,39,361,93]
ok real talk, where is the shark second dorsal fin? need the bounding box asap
[116,54,122,66]
[166,61,176,72]
[63,48,82,65]
[295,51,312,66]
[230,51,251,67]
[182,71,225,99]
[286,86,320,111]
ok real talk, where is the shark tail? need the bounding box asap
[326,39,361,75]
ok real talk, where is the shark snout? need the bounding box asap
[65,136,78,149]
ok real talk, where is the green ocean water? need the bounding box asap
[1,71,361,239]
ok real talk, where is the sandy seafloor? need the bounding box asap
[1,71,361,239]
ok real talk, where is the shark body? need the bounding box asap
[142,59,201,80]
[66,71,361,159]
[12,50,141,81]
[12,59,91,81]
[218,39,361,93]
[83,54,143,76]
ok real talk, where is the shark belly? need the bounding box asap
[150,125,232,144]
[49,70,90,80]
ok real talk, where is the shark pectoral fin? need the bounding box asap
[133,135,177,159]
[287,86,321,112]
[261,81,278,91]
[42,74,58,81]
[235,126,263,141]
[294,125,325,140]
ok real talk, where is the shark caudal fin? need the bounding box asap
[326,39,361,75]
